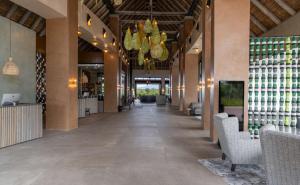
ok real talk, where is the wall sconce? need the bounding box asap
[77,31,82,36]
[103,28,107,38]
[87,14,92,27]
[104,49,108,53]
[69,78,77,88]
[207,78,214,88]
[177,85,181,91]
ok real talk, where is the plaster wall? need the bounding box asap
[0,17,36,104]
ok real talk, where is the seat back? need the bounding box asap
[261,131,300,185]
[219,117,240,156]
[214,113,228,153]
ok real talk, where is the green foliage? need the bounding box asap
[221,98,243,106]
[136,88,159,97]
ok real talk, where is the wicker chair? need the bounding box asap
[260,129,300,185]
[214,114,262,171]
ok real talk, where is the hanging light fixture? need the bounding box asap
[123,0,169,70]
[2,20,19,76]
[114,0,122,6]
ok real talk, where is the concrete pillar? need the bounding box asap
[104,15,120,112]
[210,0,250,142]
[161,77,165,95]
[171,60,180,106]
[201,2,212,130]
[179,17,194,111]
[46,0,78,130]
[183,54,199,110]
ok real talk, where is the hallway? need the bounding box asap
[0,105,225,185]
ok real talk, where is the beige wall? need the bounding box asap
[0,17,36,104]
[263,12,300,36]
[46,0,78,131]
[183,54,199,110]
[171,61,180,106]
[211,0,250,141]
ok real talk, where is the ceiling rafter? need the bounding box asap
[18,11,31,24]
[250,15,267,32]
[274,0,296,15]
[251,0,281,24]
[6,4,18,18]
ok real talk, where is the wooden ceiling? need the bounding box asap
[250,0,300,36]
[0,0,299,55]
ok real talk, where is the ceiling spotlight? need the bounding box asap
[87,14,92,27]
[92,41,98,46]
[112,38,116,46]
[206,0,211,8]
[103,28,107,39]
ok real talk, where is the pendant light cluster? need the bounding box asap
[2,20,19,76]
[123,19,169,68]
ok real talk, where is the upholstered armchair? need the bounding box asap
[214,114,262,171]
[260,128,300,185]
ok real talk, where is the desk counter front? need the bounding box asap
[0,104,43,149]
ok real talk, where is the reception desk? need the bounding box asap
[0,104,43,149]
[78,97,99,118]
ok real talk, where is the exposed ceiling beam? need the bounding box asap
[115,10,187,16]
[274,0,296,15]
[6,4,18,18]
[19,11,31,24]
[250,15,267,32]
[39,28,46,37]
[31,17,43,30]
[121,20,183,25]
[251,0,281,24]
[187,0,199,16]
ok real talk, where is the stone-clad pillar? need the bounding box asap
[179,16,194,111]
[210,0,250,142]
[104,15,120,112]
[46,0,78,130]
[201,2,212,130]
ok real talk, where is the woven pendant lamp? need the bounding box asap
[2,20,19,76]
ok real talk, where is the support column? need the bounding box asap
[46,0,78,130]
[104,15,120,112]
[170,42,179,106]
[210,0,250,142]
[179,17,194,111]
[183,54,199,110]
[161,77,165,95]
[201,2,212,130]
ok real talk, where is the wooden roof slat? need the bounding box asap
[251,0,281,24]
[19,11,31,24]
[250,15,267,32]
[6,4,18,18]
[274,0,296,15]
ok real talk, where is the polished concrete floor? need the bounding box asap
[0,104,226,185]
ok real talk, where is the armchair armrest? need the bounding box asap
[238,131,251,139]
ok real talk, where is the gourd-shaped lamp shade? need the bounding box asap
[2,57,19,76]
[114,0,122,5]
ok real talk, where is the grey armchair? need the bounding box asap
[214,114,262,171]
[260,129,300,185]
